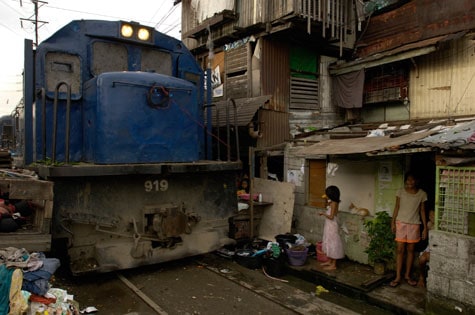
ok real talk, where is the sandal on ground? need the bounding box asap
[389,280,400,287]
[405,278,417,286]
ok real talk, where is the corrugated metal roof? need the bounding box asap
[295,119,475,156]
[209,95,272,127]
[414,120,475,150]
[295,130,435,156]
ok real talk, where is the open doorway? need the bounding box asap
[407,152,436,210]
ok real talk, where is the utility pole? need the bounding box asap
[19,0,49,47]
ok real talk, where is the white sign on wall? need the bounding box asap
[379,162,392,182]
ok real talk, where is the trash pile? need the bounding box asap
[0,247,80,315]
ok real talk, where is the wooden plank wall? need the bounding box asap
[225,44,249,99]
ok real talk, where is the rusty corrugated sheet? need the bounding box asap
[210,96,272,127]
[329,34,447,75]
[261,39,290,112]
[356,0,475,58]
[257,109,290,149]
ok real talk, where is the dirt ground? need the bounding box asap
[52,256,299,315]
[48,252,397,315]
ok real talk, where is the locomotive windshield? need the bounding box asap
[92,42,128,75]
[141,49,172,75]
[92,41,173,76]
[45,42,167,99]
[45,52,81,98]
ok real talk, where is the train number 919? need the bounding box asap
[144,179,169,192]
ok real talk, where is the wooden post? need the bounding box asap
[249,146,255,239]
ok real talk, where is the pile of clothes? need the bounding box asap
[0,247,79,315]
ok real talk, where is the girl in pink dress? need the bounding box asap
[319,185,345,270]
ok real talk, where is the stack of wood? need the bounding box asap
[0,150,11,169]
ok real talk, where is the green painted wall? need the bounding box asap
[374,159,404,216]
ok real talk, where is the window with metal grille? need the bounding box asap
[363,62,409,104]
[290,46,319,110]
[435,166,475,236]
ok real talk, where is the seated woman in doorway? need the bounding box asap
[237,177,250,196]
[417,209,435,288]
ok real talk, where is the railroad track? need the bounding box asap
[96,254,360,315]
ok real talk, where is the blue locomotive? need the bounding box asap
[17,20,241,274]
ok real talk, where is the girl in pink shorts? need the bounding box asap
[390,172,427,287]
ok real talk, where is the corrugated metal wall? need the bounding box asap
[410,36,475,119]
[257,109,290,148]
[261,39,290,112]
[237,0,267,27]
[266,0,295,21]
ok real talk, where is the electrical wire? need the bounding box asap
[154,3,178,29]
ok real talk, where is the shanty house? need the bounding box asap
[179,0,475,310]
[180,0,354,172]
[286,0,475,310]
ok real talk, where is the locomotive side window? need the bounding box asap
[45,52,81,98]
[141,49,172,75]
[92,42,128,75]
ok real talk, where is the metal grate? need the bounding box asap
[435,166,475,236]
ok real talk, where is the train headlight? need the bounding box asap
[138,28,150,41]
[121,24,134,38]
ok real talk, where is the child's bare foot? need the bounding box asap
[417,279,425,288]
[320,262,331,266]
[323,265,336,271]
[405,278,417,286]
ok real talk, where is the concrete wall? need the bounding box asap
[427,230,475,308]
[338,211,370,264]
[327,157,403,263]
[253,177,295,241]
[285,145,316,238]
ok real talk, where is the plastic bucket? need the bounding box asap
[263,255,286,277]
[234,249,262,269]
[285,247,308,266]
[316,242,329,262]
